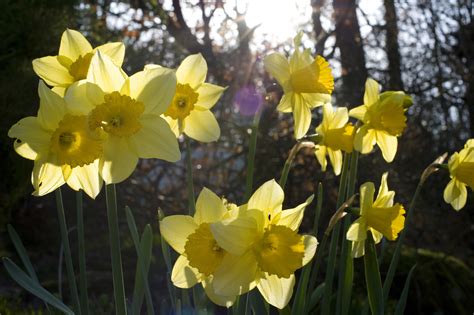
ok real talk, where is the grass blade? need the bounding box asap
[394,265,416,315]
[363,233,384,315]
[7,225,38,281]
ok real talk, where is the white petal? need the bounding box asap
[247,179,284,220]
[59,29,93,60]
[194,188,227,224]
[263,53,290,90]
[32,155,65,196]
[94,42,125,66]
[278,195,314,230]
[195,83,226,110]
[8,117,50,160]
[87,51,127,93]
[66,160,103,199]
[32,56,74,87]
[100,136,138,184]
[176,53,208,89]
[293,94,312,139]
[171,255,201,288]
[37,81,67,130]
[159,215,198,254]
[257,274,295,309]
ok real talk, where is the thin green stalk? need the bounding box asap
[76,191,89,315]
[244,110,262,201]
[55,188,81,315]
[312,182,324,235]
[158,209,177,311]
[185,136,196,215]
[364,233,384,315]
[105,184,127,315]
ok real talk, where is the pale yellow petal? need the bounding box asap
[443,179,467,211]
[210,216,258,255]
[159,215,198,253]
[349,105,368,122]
[330,106,349,129]
[257,274,295,309]
[183,109,220,143]
[32,56,74,87]
[278,195,314,231]
[263,53,290,90]
[59,29,93,60]
[202,278,236,308]
[94,42,125,66]
[162,115,180,138]
[277,93,293,113]
[346,217,367,242]
[364,78,379,106]
[376,131,398,162]
[100,136,138,184]
[302,235,318,266]
[64,80,100,115]
[373,172,395,208]
[354,125,376,154]
[360,183,375,216]
[247,179,284,219]
[176,53,207,89]
[315,145,327,172]
[66,160,103,199]
[351,240,365,258]
[87,51,127,93]
[195,83,226,110]
[37,81,67,130]
[171,255,201,288]
[327,148,343,176]
[8,117,50,160]
[32,156,65,196]
[293,94,312,139]
[212,251,259,296]
[194,188,227,224]
[370,229,383,244]
[129,67,177,115]
[130,115,180,162]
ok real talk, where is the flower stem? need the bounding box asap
[76,191,89,315]
[55,188,81,315]
[364,233,384,315]
[105,184,127,315]
[185,136,196,215]
[244,110,262,202]
[279,141,316,190]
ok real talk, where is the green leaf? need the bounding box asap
[292,262,312,314]
[126,206,155,315]
[308,282,325,311]
[7,225,39,282]
[363,233,384,315]
[394,265,416,315]
[3,257,74,315]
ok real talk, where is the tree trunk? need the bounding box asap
[333,0,367,107]
[384,0,403,90]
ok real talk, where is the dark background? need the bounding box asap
[0,0,473,313]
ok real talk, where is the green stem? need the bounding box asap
[312,182,324,235]
[244,110,261,201]
[364,233,384,315]
[105,184,127,315]
[185,136,196,215]
[55,188,81,315]
[76,191,89,315]
[382,181,424,303]
[279,142,301,189]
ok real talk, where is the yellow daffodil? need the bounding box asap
[64,51,180,184]
[148,54,225,142]
[8,81,103,198]
[209,180,317,309]
[32,29,125,95]
[346,173,405,258]
[159,188,237,307]
[349,78,412,162]
[314,103,355,175]
[444,139,474,210]
[264,32,334,139]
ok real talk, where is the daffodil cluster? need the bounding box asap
[160,180,317,309]
[8,29,224,199]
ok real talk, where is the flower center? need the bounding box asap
[164,83,199,120]
[253,225,305,278]
[454,162,474,189]
[50,114,102,167]
[367,99,406,136]
[88,92,144,137]
[366,203,405,241]
[289,56,334,94]
[68,52,93,81]
[184,223,226,276]
[324,123,355,152]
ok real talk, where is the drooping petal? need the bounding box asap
[263,53,291,90]
[59,29,93,60]
[443,179,467,211]
[195,83,226,110]
[176,53,208,89]
[257,274,295,309]
[354,125,376,154]
[8,117,50,160]
[162,115,180,137]
[276,93,293,113]
[210,216,258,255]
[32,56,74,87]
[171,255,201,288]
[315,145,328,172]
[183,109,220,143]
[130,115,180,162]
[278,195,314,231]
[100,136,138,184]
[194,188,227,224]
[202,278,236,308]
[327,148,343,176]
[351,240,365,258]
[364,78,379,107]
[128,66,177,115]
[94,42,125,66]
[212,251,259,296]
[346,217,368,242]
[31,155,65,196]
[376,131,398,162]
[87,51,127,93]
[37,81,67,130]
[159,215,198,254]
[302,235,318,266]
[66,160,103,199]
[359,182,375,216]
[247,179,284,220]
[293,94,312,139]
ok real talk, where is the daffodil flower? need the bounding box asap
[264,32,334,139]
[349,78,412,162]
[64,51,180,184]
[209,180,317,309]
[149,54,225,142]
[444,139,474,210]
[159,188,237,307]
[346,173,405,258]
[8,81,103,198]
[315,103,355,175]
[32,29,125,94]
